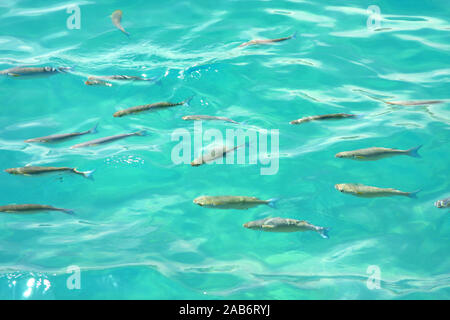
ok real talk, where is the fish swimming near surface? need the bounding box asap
[85,79,113,87]
[70,130,147,149]
[111,10,129,36]
[0,204,74,215]
[24,123,98,143]
[335,146,422,161]
[384,100,444,106]
[335,183,420,198]
[238,32,297,47]
[243,217,329,238]
[0,66,71,78]
[5,166,95,179]
[191,143,245,166]
[434,197,450,208]
[193,195,278,209]
[290,113,358,125]
[89,75,155,82]
[113,97,192,117]
[182,115,239,124]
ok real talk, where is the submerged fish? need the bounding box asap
[0,66,70,77]
[88,75,155,81]
[85,79,112,87]
[182,115,239,124]
[238,32,297,47]
[111,10,129,36]
[335,146,422,161]
[70,130,147,149]
[24,123,98,143]
[335,183,419,198]
[5,166,94,179]
[290,113,358,125]
[113,97,192,117]
[0,204,73,214]
[434,197,450,208]
[193,195,277,209]
[243,217,329,238]
[385,100,444,106]
[191,144,245,166]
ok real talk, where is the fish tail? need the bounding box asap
[407,145,422,158]
[183,95,195,107]
[317,227,330,239]
[291,31,298,39]
[408,189,421,199]
[89,123,99,134]
[76,169,95,180]
[267,198,279,208]
[63,209,76,216]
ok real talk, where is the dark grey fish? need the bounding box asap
[0,66,70,77]
[24,123,98,143]
[182,115,239,124]
[70,130,147,149]
[239,32,297,47]
[113,97,192,117]
[435,197,450,208]
[5,166,94,179]
[243,217,329,238]
[290,113,358,125]
[0,204,73,214]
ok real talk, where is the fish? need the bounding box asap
[85,79,113,87]
[0,204,74,215]
[88,75,155,81]
[70,130,147,149]
[24,123,98,143]
[191,144,245,166]
[335,146,422,161]
[111,10,129,36]
[193,195,278,209]
[113,97,192,117]
[243,217,329,238]
[5,166,95,179]
[238,32,297,47]
[290,113,358,125]
[182,115,239,124]
[335,183,420,198]
[434,197,450,208]
[0,66,70,78]
[385,100,444,106]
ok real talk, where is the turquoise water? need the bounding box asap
[0,0,449,300]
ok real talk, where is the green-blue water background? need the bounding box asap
[0,0,449,299]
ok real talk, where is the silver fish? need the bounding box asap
[113,97,192,117]
[70,130,147,149]
[24,123,98,143]
[111,10,129,36]
[191,144,244,166]
[335,183,419,198]
[88,75,155,81]
[182,115,239,124]
[85,79,113,87]
[239,32,297,47]
[0,66,70,78]
[434,197,450,208]
[193,195,277,209]
[290,113,358,125]
[243,217,329,238]
[335,146,422,161]
[5,166,94,179]
[385,100,444,106]
[0,204,73,214]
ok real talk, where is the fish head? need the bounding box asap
[243,220,261,230]
[335,151,352,158]
[193,196,208,206]
[44,66,57,73]
[334,184,347,193]
[4,168,15,174]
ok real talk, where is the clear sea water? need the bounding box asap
[0,0,449,300]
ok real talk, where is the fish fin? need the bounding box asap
[183,95,195,107]
[89,123,99,134]
[77,169,95,180]
[63,209,76,216]
[267,198,279,208]
[408,189,421,199]
[318,227,330,239]
[291,31,298,39]
[407,145,422,158]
